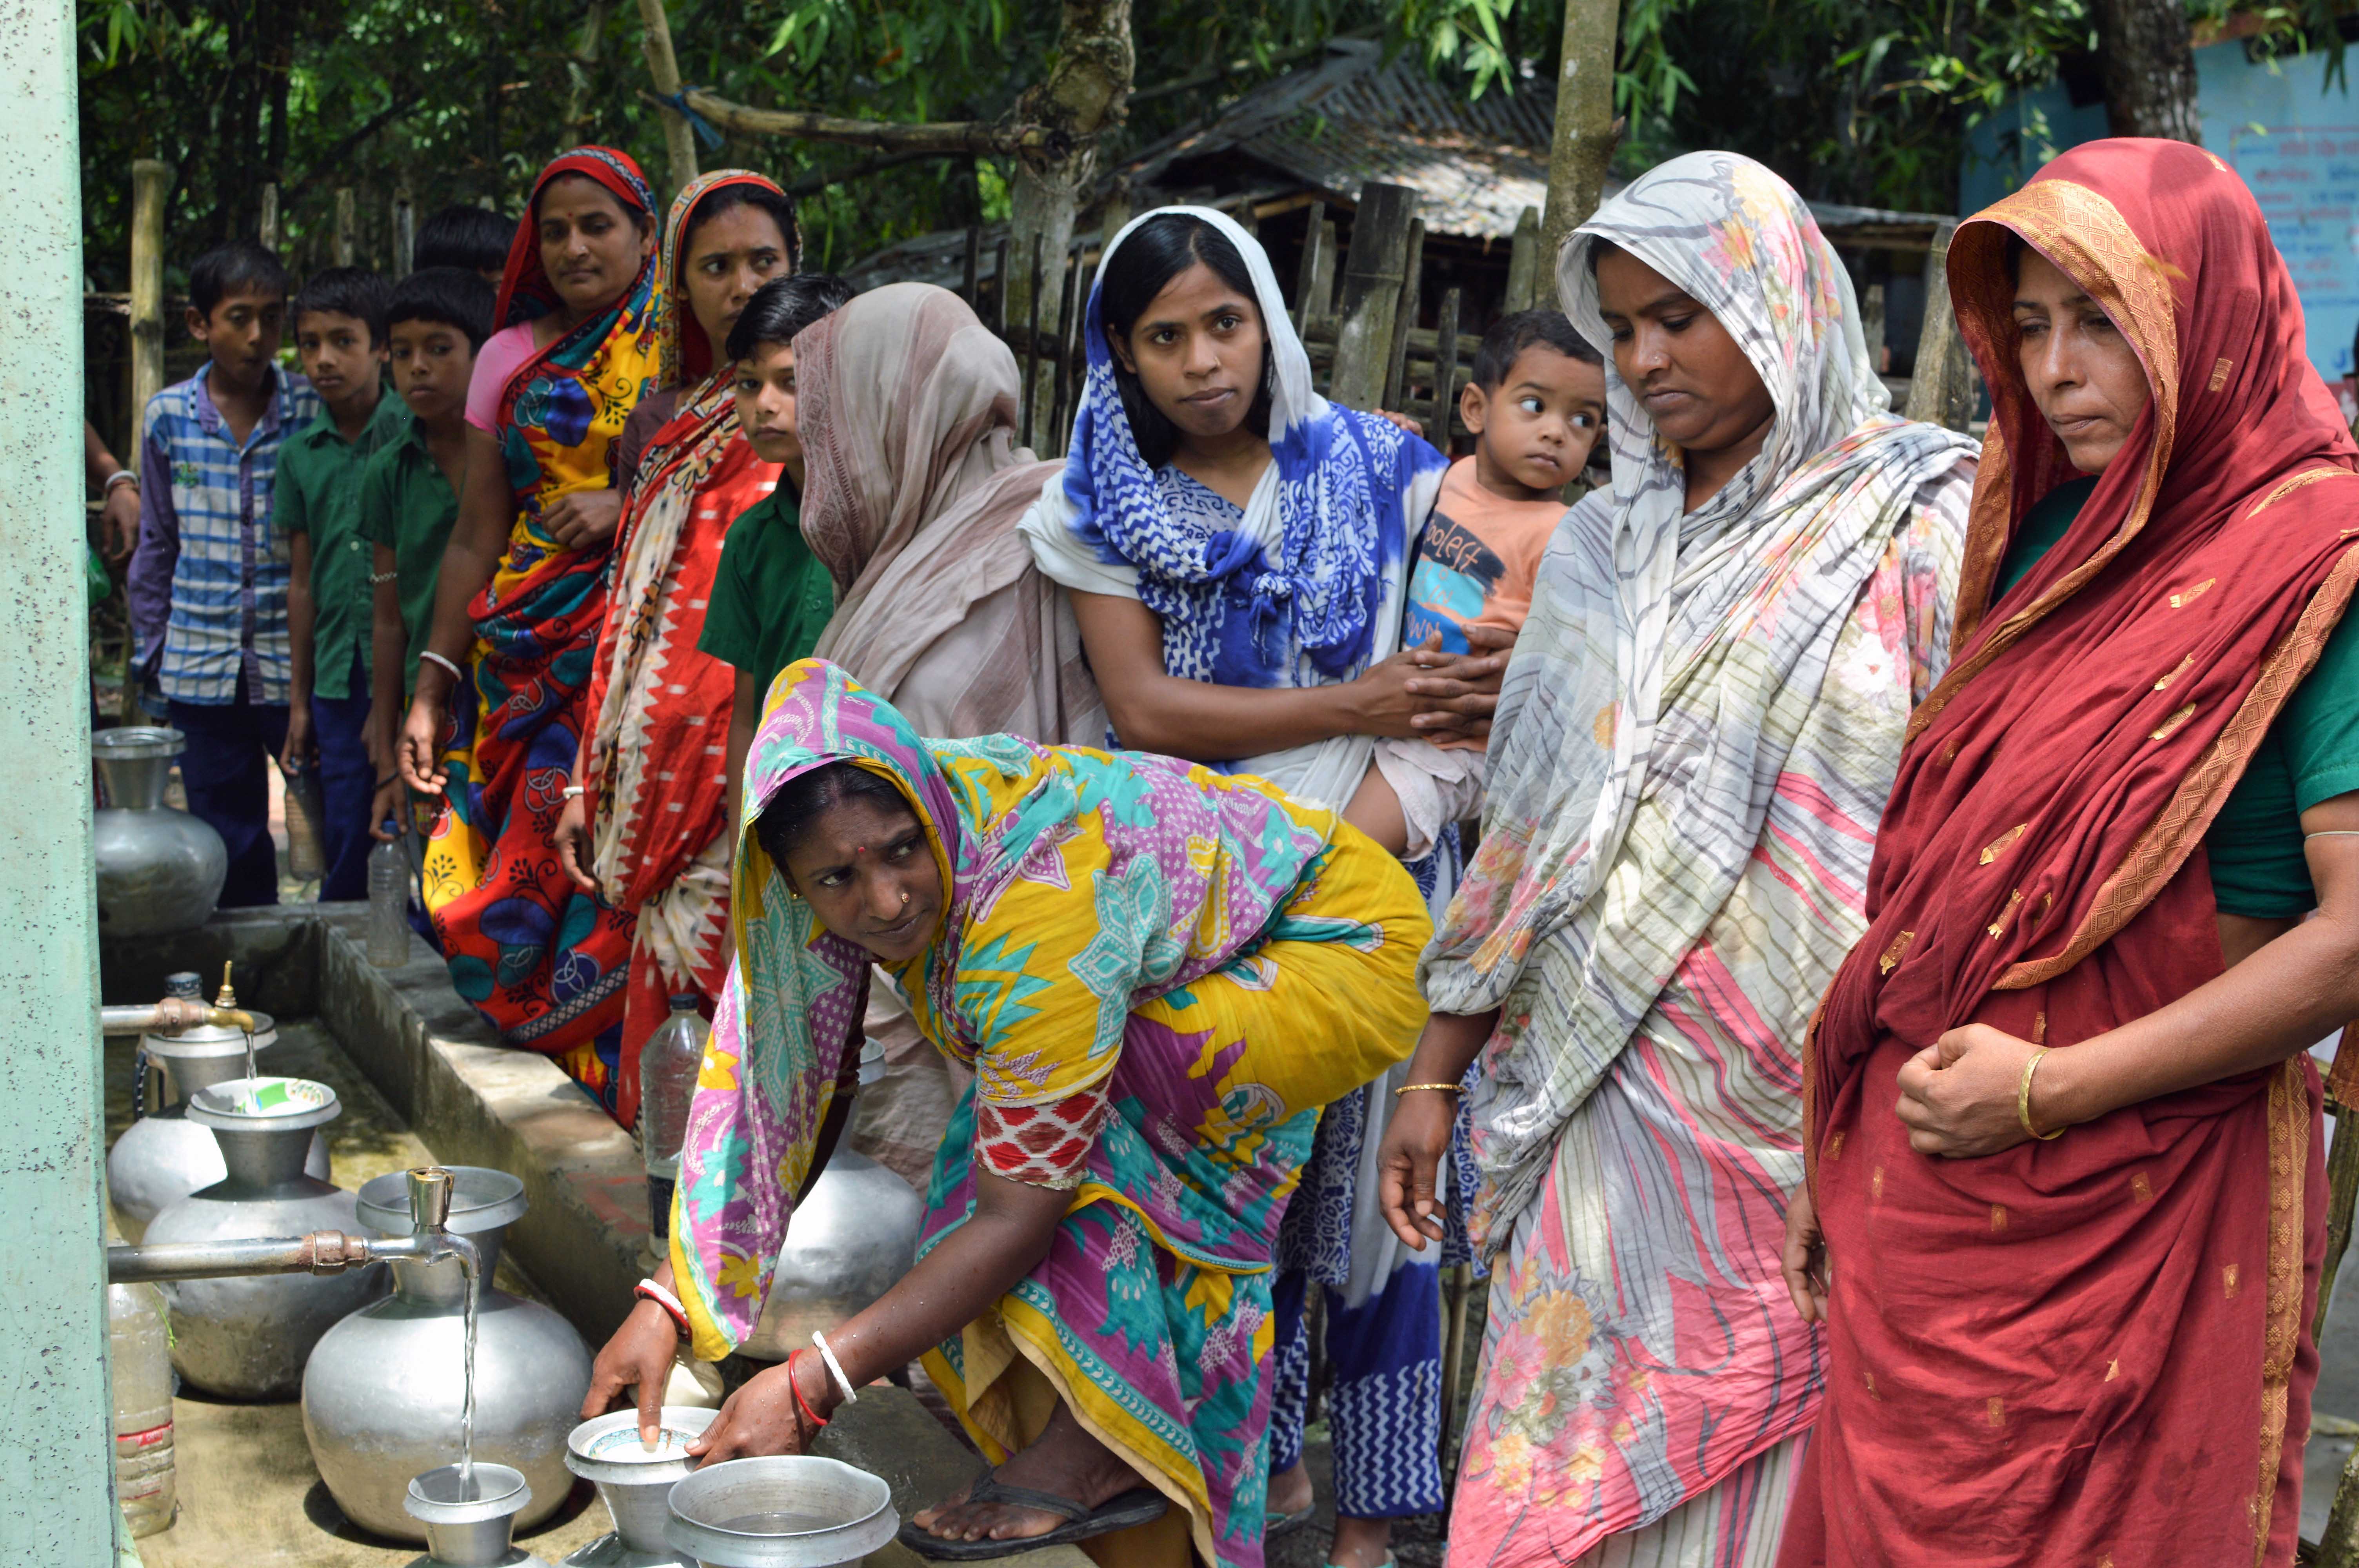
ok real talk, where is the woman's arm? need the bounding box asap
[1376,1008,1500,1248]
[689,1165,1071,1461]
[1896,790,2359,1156]
[367,550,408,841]
[1069,590,1504,761]
[397,427,510,793]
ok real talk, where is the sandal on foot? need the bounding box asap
[1267,1501,1318,1538]
[898,1467,1170,1561]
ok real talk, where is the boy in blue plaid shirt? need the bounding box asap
[125,241,317,907]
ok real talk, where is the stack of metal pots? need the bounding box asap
[107,972,329,1241]
[143,1076,387,1398]
[305,1166,593,1542]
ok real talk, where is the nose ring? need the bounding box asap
[900,890,910,906]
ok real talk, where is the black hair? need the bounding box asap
[1098,213,1274,469]
[2005,232,2029,285]
[189,240,289,317]
[386,267,497,350]
[292,266,392,347]
[1471,309,1599,390]
[414,205,513,275]
[679,183,802,273]
[752,761,914,869]
[727,272,856,362]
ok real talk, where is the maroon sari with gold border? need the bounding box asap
[1782,139,2359,1566]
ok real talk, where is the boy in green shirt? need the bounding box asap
[698,272,854,829]
[361,267,496,840]
[278,266,399,899]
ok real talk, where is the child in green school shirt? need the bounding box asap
[697,272,854,829]
[278,266,400,899]
[360,267,496,840]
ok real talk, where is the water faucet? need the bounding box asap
[100,963,260,1037]
[106,1164,479,1284]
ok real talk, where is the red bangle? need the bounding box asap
[634,1280,690,1339]
[787,1350,829,1430]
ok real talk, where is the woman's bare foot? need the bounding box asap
[910,1401,1148,1544]
[1329,1514,1394,1568]
[1269,1459,1314,1523]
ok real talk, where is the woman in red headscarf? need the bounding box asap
[1780,139,2359,1566]
[395,146,661,1107]
[553,169,805,1128]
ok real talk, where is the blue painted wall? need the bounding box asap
[1963,42,2359,379]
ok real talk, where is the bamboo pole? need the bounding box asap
[1902,221,1976,432]
[258,181,279,252]
[129,160,173,446]
[959,224,981,309]
[334,187,357,267]
[1021,234,1044,442]
[1329,182,1418,413]
[1426,285,1462,450]
[1048,245,1086,457]
[392,190,415,277]
[635,0,699,198]
[1505,203,1542,313]
[1382,217,1426,412]
[672,89,1060,157]
[991,236,1010,335]
[1292,201,1326,333]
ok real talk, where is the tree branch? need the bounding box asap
[667,89,1066,157]
[280,90,425,209]
[784,148,954,198]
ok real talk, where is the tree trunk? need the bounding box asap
[2092,0,2202,143]
[1539,0,1621,296]
[1006,0,1134,449]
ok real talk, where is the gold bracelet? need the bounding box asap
[1394,1082,1464,1096]
[2017,1047,2065,1141]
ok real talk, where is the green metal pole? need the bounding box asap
[0,3,112,1563]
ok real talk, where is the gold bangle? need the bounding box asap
[2017,1047,2065,1141]
[1394,1082,1464,1096]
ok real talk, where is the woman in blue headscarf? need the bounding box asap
[1019,206,1497,1568]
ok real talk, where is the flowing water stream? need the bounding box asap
[449,1234,484,1497]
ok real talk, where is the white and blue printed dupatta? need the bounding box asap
[1018,205,1450,811]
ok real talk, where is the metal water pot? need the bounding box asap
[144,1078,387,1398]
[305,1167,593,1542]
[93,727,228,936]
[107,994,329,1241]
[739,1049,924,1361]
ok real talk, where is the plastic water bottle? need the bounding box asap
[639,995,709,1240]
[366,825,409,967]
[110,1283,175,1537]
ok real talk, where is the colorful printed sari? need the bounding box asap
[579,169,790,1128]
[671,659,1431,1568]
[1784,142,2359,1568]
[423,145,661,1097]
[1415,152,1978,1566]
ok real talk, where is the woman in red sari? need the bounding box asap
[1781,138,2359,1565]
[556,169,799,1125]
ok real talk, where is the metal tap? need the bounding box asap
[106,1164,476,1283]
[101,964,260,1037]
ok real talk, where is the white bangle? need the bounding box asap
[562,785,584,799]
[811,1330,860,1405]
[104,470,139,495]
[419,649,465,683]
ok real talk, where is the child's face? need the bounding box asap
[295,309,387,413]
[1463,345,1607,500]
[1109,261,1266,444]
[388,318,476,428]
[187,286,286,392]
[733,341,803,474]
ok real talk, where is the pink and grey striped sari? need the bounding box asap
[1417,152,1977,1565]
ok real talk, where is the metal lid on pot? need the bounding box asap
[356,1164,527,1238]
[186,1076,340,1133]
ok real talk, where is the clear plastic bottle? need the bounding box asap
[366,825,409,967]
[638,995,709,1240]
[110,1283,175,1537]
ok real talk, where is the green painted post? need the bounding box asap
[0,3,113,1563]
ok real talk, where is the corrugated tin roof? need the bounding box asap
[1121,40,1552,240]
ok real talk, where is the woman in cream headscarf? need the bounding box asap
[1376,152,1977,1565]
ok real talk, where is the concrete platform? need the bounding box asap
[104,906,1087,1567]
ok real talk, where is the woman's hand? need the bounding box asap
[1348,635,1478,740]
[1893,1023,2046,1158]
[580,1298,689,1442]
[1377,1088,1458,1250]
[1404,623,1516,742]
[689,1353,834,1463]
[554,793,597,895]
[1781,1183,1829,1325]
[541,487,623,550]
[398,691,451,797]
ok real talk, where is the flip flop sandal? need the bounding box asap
[1266,1501,1319,1538]
[898,1468,1171,1561]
